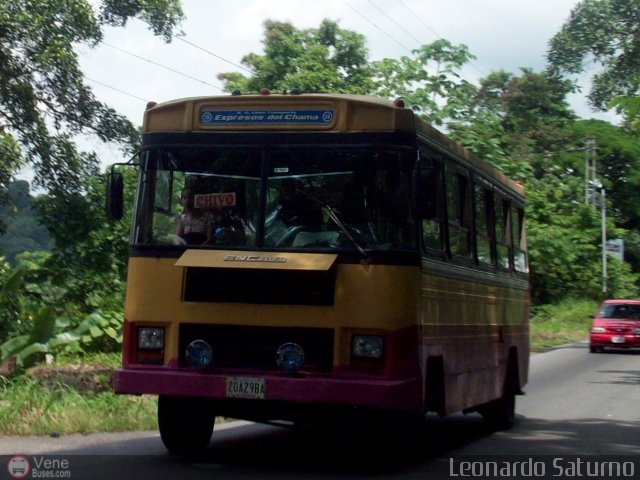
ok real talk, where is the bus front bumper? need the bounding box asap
[113,368,422,411]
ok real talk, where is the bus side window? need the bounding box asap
[474,183,493,265]
[512,206,528,273]
[420,160,445,252]
[446,167,471,258]
[495,198,512,269]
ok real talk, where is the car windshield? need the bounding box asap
[598,304,640,319]
[132,147,416,252]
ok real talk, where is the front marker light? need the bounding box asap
[138,327,165,349]
[352,335,384,359]
[590,327,606,333]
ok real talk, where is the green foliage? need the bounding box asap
[0,0,183,198]
[0,260,123,368]
[99,0,184,41]
[373,39,477,125]
[0,134,22,230]
[547,0,640,111]
[610,97,640,134]
[530,298,598,350]
[525,172,639,303]
[570,120,640,231]
[218,19,375,94]
[0,374,157,435]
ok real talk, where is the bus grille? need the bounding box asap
[182,267,336,306]
[178,324,334,372]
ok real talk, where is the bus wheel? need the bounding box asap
[158,395,215,454]
[480,366,517,431]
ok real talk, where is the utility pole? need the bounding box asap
[601,186,608,296]
[582,137,607,296]
[584,138,597,206]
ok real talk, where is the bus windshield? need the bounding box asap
[134,147,416,252]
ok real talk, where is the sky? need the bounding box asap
[52,0,621,170]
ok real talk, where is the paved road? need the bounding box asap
[1,342,639,479]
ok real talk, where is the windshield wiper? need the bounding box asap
[323,203,369,259]
[298,188,370,259]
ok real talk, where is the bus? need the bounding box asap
[107,92,529,453]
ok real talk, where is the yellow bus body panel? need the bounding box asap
[124,256,420,367]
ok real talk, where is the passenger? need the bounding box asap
[176,188,211,244]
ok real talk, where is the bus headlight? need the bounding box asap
[186,340,213,369]
[138,327,165,350]
[352,335,384,359]
[590,327,606,333]
[276,343,305,372]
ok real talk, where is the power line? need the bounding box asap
[101,41,224,91]
[366,0,423,46]
[135,17,253,75]
[343,0,413,53]
[395,0,443,41]
[172,35,254,75]
[395,0,486,77]
[344,0,481,86]
[84,76,149,103]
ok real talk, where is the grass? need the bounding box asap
[0,375,157,435]
[0,300,600,435]
[530,298,598,351]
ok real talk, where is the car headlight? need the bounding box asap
[633,328,640,335]
[352,335,384,359]
[590,327,606,334]
[138,327,165,349]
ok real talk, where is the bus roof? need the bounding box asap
[143,93,415,133]
[143,93,524,198]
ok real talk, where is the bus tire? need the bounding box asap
[158,395,215,454]
[480,359,517,431]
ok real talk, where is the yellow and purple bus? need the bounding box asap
[107,93,529,453]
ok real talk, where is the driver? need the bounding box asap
[276,179,323,227]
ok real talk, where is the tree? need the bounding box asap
[372,39,477,125]
[525,172,638,303]
[218,19,375,95]
[547,0,640,111]
[447,69,576,179]
[570,120,640,228]
[0,0,184,199]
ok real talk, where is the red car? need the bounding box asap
[589,299,640,353]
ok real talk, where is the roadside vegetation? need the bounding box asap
[530,298,598,351]
[1,0,640,435]
[0,369,157,436]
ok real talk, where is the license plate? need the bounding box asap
[611,336,626,344]
[226,376,266,399]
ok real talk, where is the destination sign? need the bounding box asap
[194,192,236,209]
[200,109,334,126]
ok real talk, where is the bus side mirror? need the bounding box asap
[106,172,124,221]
